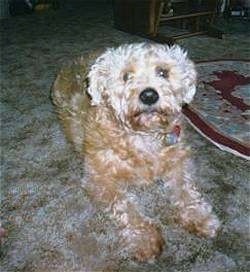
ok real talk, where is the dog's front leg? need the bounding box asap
[86,174,164,262]
[111,196,165,262]
[163,150,221,238]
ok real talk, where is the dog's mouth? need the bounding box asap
[129,108,169,130]
[133,108,166,117]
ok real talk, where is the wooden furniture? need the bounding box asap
[113,0,161,36]
[113,0,223,44]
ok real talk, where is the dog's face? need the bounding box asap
[88,43,196,132]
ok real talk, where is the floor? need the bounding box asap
[1,2,250,271]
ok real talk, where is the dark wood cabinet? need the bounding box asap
[113,0,161,35]
[113,0,223,43]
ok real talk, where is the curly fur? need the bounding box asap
[52,43,220,262]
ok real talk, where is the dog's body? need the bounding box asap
[52,43,220,261]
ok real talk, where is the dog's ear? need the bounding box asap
[87,51,111,106]
[168,45,197,104]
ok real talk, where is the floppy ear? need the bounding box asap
[87,50,111,105]
[168,45,197,104]
[182,57,197,104]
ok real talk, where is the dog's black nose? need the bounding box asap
[139,88,159,105]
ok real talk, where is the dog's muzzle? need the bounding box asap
[139,88,159,105]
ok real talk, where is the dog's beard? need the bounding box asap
[127,107,169,131]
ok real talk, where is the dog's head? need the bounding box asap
[88,43,196,132]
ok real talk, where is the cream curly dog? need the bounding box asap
[52,43,220,262]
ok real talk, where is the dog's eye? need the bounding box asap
[123,71,133,82]
[156,67,168,79]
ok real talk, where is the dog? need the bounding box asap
[52,43,221,262]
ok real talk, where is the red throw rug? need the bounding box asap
[182,60,250,160]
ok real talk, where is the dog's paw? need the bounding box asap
[194,213,221,238]
[181,212,221,238]
[127,222,165,262]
